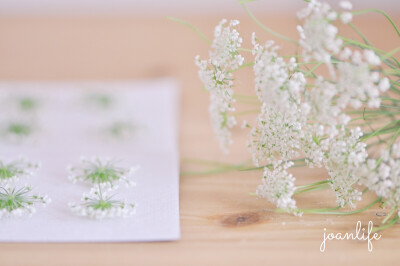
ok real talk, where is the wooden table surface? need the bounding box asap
[0,11,400,265]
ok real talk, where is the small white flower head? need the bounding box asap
[0,185,50,219]
[195,19,243,153]
[252,34,304,111]
[336,49,388,109]
[68,156,139,187]
[324,128,366,208]
[256,161,299,214]
[69,183,135,220]
[340,12,353,24]
[340,1,353,10]
[0,157,40,185]
[248,103,302,167]
[210,19,244,69]
[297,0,342,64]
[359,142,400,211]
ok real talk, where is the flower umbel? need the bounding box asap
[68,157,139,187]
[0,158,40,184]
[69,183,135,220]
[195,19,244,153]
[0,185,50,219]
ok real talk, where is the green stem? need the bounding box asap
[294,184,331,195]
[352,9,400,38]
[296,197,382,215]
[372,216,399,232]
[166,16,212,45]
[240,1,299,45]
[295,180,332,190]
[361,120,400,141]
[382,208,398,224]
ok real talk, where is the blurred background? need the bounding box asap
[0,0,399,158]
[1,0,400,15]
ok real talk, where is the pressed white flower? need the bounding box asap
[256,161,298,213]
[359,143,400,214]
[195,19,243,153]
[324,127,366,208]
[0,185,50,219]
[297,0,342,63]
[0,157,40,185]
[68,156,139,187]
[69,183,135,220]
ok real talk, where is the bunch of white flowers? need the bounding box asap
[185,0,400,229]
[68,156,138,220]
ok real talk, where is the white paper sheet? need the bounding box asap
[0,79,180,242]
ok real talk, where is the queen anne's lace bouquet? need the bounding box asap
[171,0,400,231]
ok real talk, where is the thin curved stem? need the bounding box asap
[240,1,299,45]
[166,16,211,45]
[352,9,400,38]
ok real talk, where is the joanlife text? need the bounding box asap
[320,221,382,252]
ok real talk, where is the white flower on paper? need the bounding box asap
[0,185,51,219]
[68,156,139,187]
[69,183,135,220]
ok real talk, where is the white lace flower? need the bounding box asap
[297,0,342,63]
[68,156,139,187]
[324,127,366,208]
[252,34,303,111]
[256,161,298,213]
[0,157,40,185]
[0,185,51,219]
[195,19,243,153]
[248,103,302,167]
[336,49,390,109]
[69,183,135,220]
[359,143,400,214]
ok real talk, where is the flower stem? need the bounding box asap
[166,16,212,45]
[372,216,399,232]
[382,208,398,224]
[240,1,299,45]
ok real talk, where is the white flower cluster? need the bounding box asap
[0,157,49,219]
[68,156,138,219]
[69,183,135,220]
[245,0,390,211]
[297,0,343,64]
[248,36,307,212]
[337,48,390,109]
[256,161,298,212]
[359,143,400,216]
[196,0,394,213]
[0,157,40,185]
[195,19,244,153]
[0,185,51,219]
[68,156,139,187]
[324,128,366,208]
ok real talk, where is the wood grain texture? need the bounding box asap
[0,12,399,265]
